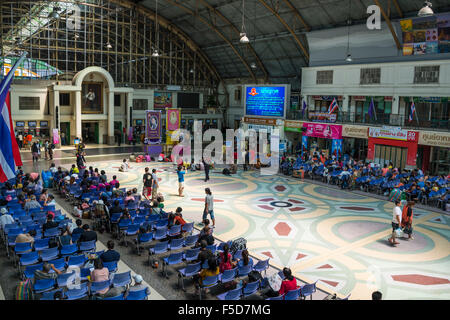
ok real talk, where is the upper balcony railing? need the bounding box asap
[286,110,449,131]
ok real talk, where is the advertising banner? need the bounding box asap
[154,92,172,109]
[301,135,308,153]
[368,127,418,142]
[309,112,337,123]
[303,123,342,140]
[146,110,162,144]
[331,139,343,159]
[245,86,286,118]
[52,129,60,145]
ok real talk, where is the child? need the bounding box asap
[119,159,130,172]
[145,153,151,162]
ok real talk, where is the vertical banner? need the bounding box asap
[331,139,343,160]
[146,110,162,144]
[301,135,308,154]
[166,108,180,131]
[52,129,60,145]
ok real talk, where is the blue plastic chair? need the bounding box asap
[60,243,78,257]
[14,242,33,261]
[56,271,76,288]
[104,293,125,300]
[19,251,40,272]
[181,222,194,234]
[162,251,184,278]
[33,278,56,294]
[199,274,220,300]
[284,288,300,300]
[23,263,43,280]
[40,247,59,262]
[44,227,60,238]
[178,261,201,291]
[155,218,168,228]
[90,279,111,295]
[168,238,184,251]
[40,288,63,300]
[79,240,96,253]
[112,271,131,288]
[242,280,260,297]
[300,281,317,300]
[125,287,149,300]
[168,224,182,237]
[67,254,86,268]
[237,264,252,277]
[103,261,118,273]
[71,233,81,243]
[217,287,242,300]
[206,244,217,254]
[183,248,200,262]
[153,226,168,240]
[183,234,199,247]
[252,259,270,276]
[48,258,66,272]
[148,240,169,259]
[65,282,89,300]
[266,294,284,300]
[123,223,140,247]
[220,268,237,284]
[136,232,153,255]
[233,249,243,260]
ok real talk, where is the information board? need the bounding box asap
[245,86,286,118]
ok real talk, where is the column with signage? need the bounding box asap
[302,122,343,158]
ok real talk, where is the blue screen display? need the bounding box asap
[245,86,285,118]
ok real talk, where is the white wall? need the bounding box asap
[10,85,50,125]
[301,59,450,106]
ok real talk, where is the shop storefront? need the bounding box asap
[418,130,450,175]
[15,120,50,140]
[302,122,343,159]
[367,127,419,170]
[342,124,369,161]
[243,116,284,154]
[284,120,303,154]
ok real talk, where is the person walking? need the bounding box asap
[31,142,39,163]
[177,165,185,197]
[401,201,415,240]
[203,187,215,227]
[60,131,66,146]
[388,200,402,246]
[151,168,159,200]
[202,158,210,182]
[18,132,23,149]
[48,142,54,160]
[44,140,49,160]
[142,167,153,201]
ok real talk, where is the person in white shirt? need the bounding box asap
[388,200,402,246]
[0,207,15,230]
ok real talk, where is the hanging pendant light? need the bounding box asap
[153,0,160,57]
[418,1,433,17]
[240,0,249,43]
[345,0,352,62]
[48,7,60,19]
[105,42,112,49]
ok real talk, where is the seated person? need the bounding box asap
[218,243,237,273]
[237,249,253,268]
[124,191,135,205]
[15,230,36,244]
[78,224,98,243]
[43,214,59,232]
[59,229,72,246]
[100,240,120,263]
[278,267,297,296]
[119,159,131,172]
[197,226,214,246]
[34,262,62,282]
[90,259,110,296]
[173,207,186,226]
[194,257,219,295]
[128,274,150,296]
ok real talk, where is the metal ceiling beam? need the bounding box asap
[281,0,310,32]
[257,0,309,63]
[373,0,402,50]
[110,0,222,82]
[392,0,403,18]
[197,0,268,81]
[161,0,256,81]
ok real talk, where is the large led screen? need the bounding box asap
[244,86,286,118]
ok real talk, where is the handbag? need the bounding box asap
[394,228,404,238]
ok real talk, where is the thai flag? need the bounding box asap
[328,98,339,114]
[301,100,307,117]
[408,102,416,122]
[0,54,26,182]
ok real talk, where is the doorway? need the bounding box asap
[82,122,99,144]
[374,144,407,169]
[60,122,70,145]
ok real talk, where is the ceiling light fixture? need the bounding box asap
[250,62,257,69]
[240,0,249,43]
[418,1,433,17]
[153,0,160,57]
[48,7,60,19]
[345,0,352,63]
[152,49,160,57]
[106,42,112,49]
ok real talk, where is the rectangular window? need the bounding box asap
[234,89,241,101]
[360,68,381,84]
[316,70,333,84]
[414,65,439,84]
[59,93,70,106]
[133,99,148,110]
[19,97,40,110]
[114,94,121,107]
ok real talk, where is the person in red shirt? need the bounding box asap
[279,267,297,296]
[173,207,186,226]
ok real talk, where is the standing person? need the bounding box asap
[18,132,23,149]
[151,169,159,200]
[48,142,54,160]
[401,201,415,240]
[202,158,210,182]
[31,142,39,163]
[44,140,49,160]
[36,140,42,160]
[177,165,185,197]
[388,200,402,246]
[142,167,153,200]
[203,187,215,227]
[60,131,66,146]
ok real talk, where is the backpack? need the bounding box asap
[248,270,262,283]
[230,237,247,255]
[15,279,33,300]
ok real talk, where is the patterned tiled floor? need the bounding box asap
[66,160,450,300]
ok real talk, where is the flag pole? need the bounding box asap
[0,52,28,95]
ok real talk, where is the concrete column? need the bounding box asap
[75,90,82,140]
[126,92,133,132]
[53,89,61,147]
[349,97,356,122]
[342,95,349,112]
[107,90,115,145]
[390,95,401,126]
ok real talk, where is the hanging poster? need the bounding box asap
[154,92,172,109]
[166,109,180,131]
[301,135,308,154]
[52,129,60,145]
[331,139,343,160]
[145,110,162,144]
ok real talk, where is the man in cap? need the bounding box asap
[128,274,150,296]
[0,207,14,229]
